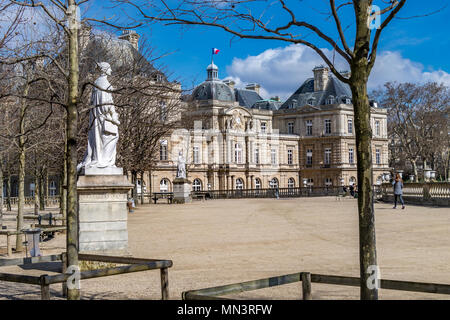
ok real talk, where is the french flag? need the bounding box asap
[212,48,220,55]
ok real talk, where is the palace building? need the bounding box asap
[145,62,390,193]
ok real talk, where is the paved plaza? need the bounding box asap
[0,197,449,299]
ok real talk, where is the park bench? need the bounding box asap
[152,192,174,204]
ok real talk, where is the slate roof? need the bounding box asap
[234,89,263,108]
[281,76,353,110]
[251,99,282,111]
[191,80,236,102]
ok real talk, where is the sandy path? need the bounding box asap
[0,198,449,299]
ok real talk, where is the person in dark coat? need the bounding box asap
[392,173,405,210]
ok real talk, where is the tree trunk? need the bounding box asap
[350,70,378,300]
[34,169,40,215]
[66,0,80,300]
[16,91,28,252]
[0,166,3,228]
[6,173,11,212]
[132,171,138,206]
[39,170,45,211]
[411,159,418,182]
[45,169,49,207]
[140,172,144,205]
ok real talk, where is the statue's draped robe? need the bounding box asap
[78,76,119,170]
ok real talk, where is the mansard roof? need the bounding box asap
[281,76,352,110]
[234,88,263,108]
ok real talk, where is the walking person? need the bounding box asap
[392,173,405,210]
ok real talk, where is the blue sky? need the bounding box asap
[55,1,450,99]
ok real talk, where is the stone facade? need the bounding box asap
[137,65,390,193]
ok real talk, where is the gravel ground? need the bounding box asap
[0,198,449,300]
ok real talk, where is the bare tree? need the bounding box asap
[377,82,449,181]
[112,0,442,299]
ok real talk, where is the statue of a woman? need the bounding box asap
[77,62,120,172]
[176,151,186,179]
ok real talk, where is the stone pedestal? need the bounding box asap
[77,169,133,254]
[173,178,192,204]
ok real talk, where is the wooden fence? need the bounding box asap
[183,271,450,300]
[0,253,172,300]
[381,182,450,206]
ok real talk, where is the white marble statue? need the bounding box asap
[176,151,187,179]
[77,62,120,172]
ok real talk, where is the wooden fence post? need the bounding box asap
[40,275,50,300]
[301,272,312,300]
[61,252,68,297]
[160,267,169,300]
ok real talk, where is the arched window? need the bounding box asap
[325,178,333,187]
[160,179,169,193]
[269,178,279,189]
[288,178,295,189]
[254,178,261,189]
[234,143,243,164]
[349,177,356,186]
[49,181,57,196]
[236,178,244,190]
[193,179,203,191]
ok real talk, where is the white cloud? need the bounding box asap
[225,45,450,101]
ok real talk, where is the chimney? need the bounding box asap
[271,96,280,102]
[313,66,329,92]
[245,83,261,94]
[119,30,140,50]
[223,79,235,90]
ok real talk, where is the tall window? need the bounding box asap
[193,179,202,191]
[288,122,294,134]
[160,179,169,193]
[49,181,57,196]
[235,143,243,164]
[349,148,354,164]
[375,120,380,136]
[271,149,277,165]
[288,178,295,189]
[160,144,168,161]
[287,149,293,165]
[376,148,381,165]
[348,118,353,134]
[193,146,200,164]
[306,149,313,166]
[324,148,331,165]
[269,178,279,189]
[236,178,244,190]
[261,122,267,133]
[325,178,333,187]
[324,119,331,134]
[306,120,313,136]
[254,148,260,164]
[255,178,261,189]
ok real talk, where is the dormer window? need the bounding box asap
[345,98,352,104]
[326,96,334,105]
[307,98,315,106]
